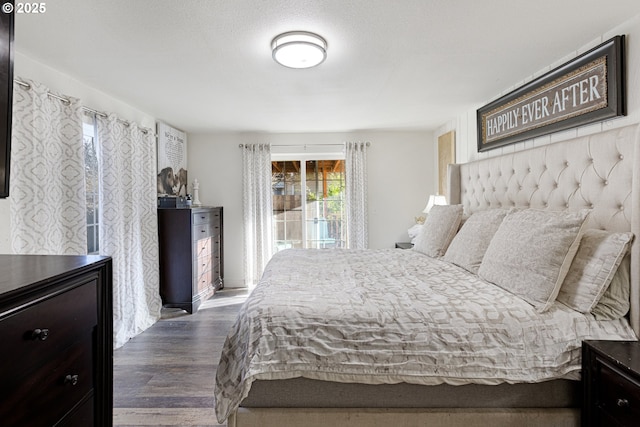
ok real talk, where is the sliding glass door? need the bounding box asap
[272,159,345,251]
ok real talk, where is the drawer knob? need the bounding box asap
[31,328,49,341]
[617,398,629,408]
[64,374,79,386]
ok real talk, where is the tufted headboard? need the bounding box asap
[447,124,640,337]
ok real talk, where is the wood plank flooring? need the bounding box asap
[113,289,249,426]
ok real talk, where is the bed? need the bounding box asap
[215,124,640,427]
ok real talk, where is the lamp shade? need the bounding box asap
[422,194,447,213]
[272,31,327,69]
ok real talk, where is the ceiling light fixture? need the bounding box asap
[271,31,327,69]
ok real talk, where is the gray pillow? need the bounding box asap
[478,209,589,312]
[442,209,511,274]
[413,204,463,258]
[557,229,633,313]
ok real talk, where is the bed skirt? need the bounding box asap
[228,407,579,427]
[241,378,580,408]
[228,378,581,426]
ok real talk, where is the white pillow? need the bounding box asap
[478,209,589,312]
[442,209,511,274]
[557,229,633,313]
[591,254,631,320]
[413,205,463,258]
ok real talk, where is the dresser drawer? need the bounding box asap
[193,223,213,239]
[196,253,212,275]
[195,237,212,258]
[0,332,95,427]
[211,220,221,237]
[210,209,221,226]
[192,210,213,225]
[193,224,221,239]
[594,356,640,425]
[0,277,98,378]
[195,269,212,295]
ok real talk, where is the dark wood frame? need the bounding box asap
[0,2,14,198]
[477,35,625,152]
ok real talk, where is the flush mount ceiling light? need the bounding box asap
[271,31,327,69]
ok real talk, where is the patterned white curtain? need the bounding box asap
[345,141,369,249]
[96,114,161,348]
[242,143,273,287]
[10,79,87,254]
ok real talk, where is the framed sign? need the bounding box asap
[477,35,625,152]
[157,122,188,197]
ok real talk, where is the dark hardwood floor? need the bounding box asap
[113,289,249,426]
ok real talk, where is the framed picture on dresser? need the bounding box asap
[157,121,188,197]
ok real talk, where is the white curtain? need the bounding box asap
[10,79,87,254]
[242,143,273,287]
[345,141,369,249]
[96,114,161,348]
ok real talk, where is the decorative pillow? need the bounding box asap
[442,209,511,274]
[413,204,463,258]
[557,230,633,313]
[591,254,631,320]
[477,209,589,312]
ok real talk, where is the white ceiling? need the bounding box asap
[14,0,640,134]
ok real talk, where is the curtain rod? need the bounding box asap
[13,79,153,135]
[239,142,370,148]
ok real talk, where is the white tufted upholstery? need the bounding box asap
[448,124,640,337]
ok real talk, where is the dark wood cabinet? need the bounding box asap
[0,254,113,427]
[158,206,224,314]
[582,340,640,427]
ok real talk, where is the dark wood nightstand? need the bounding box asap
[395,242,413,249]
[582,340,640,426]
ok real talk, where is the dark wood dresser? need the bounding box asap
[0,254,113,427]
[158,206,224,314]
[582,340,640,426]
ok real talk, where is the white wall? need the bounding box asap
[0,53,156,253]
[4,53,434,288]
[435,14,640,165]
[188,130,434,288]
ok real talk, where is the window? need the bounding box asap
[83,114,99,254]
[272,156,345,251]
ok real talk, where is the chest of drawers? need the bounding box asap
[0,254,113,427]
[582,340,640,426]
[158,206,224,313]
